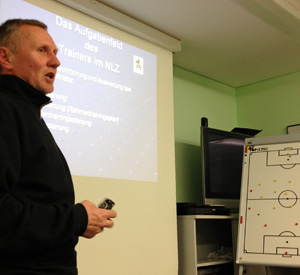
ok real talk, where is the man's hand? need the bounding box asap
[81,200,117,239]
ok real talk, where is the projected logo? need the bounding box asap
[133,55,144,75]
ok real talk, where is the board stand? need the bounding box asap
[238,264,244,275]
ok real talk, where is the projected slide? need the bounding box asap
[0,0,157,182]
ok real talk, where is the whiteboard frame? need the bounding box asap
[237,134,300,267]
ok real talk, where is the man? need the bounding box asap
[0,19,117,274]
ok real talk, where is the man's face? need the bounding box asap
[9,25,60,95]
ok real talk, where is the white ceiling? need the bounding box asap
[95,0,300,87]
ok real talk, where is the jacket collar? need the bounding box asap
[0,75,51,109]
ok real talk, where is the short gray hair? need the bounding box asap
[0,19,47,52]
[0,19,48,73]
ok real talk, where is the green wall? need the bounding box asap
[173,66,237,203]
[174,66,300,203]
[236,71,300,136]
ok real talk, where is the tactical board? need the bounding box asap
[236,134,300,267]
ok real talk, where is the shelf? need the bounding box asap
[177,214,238,275]
[178,214,238,220]
[197,258,233,267]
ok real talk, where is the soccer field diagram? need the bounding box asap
[237,137,300,267]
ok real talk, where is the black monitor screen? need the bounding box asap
[201,127,249,204]
[208,134,244,198]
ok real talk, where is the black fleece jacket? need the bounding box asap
[0,75,88,274]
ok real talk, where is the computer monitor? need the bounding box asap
[200,126,249,209]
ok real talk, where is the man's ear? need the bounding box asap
[0,46,13,72]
